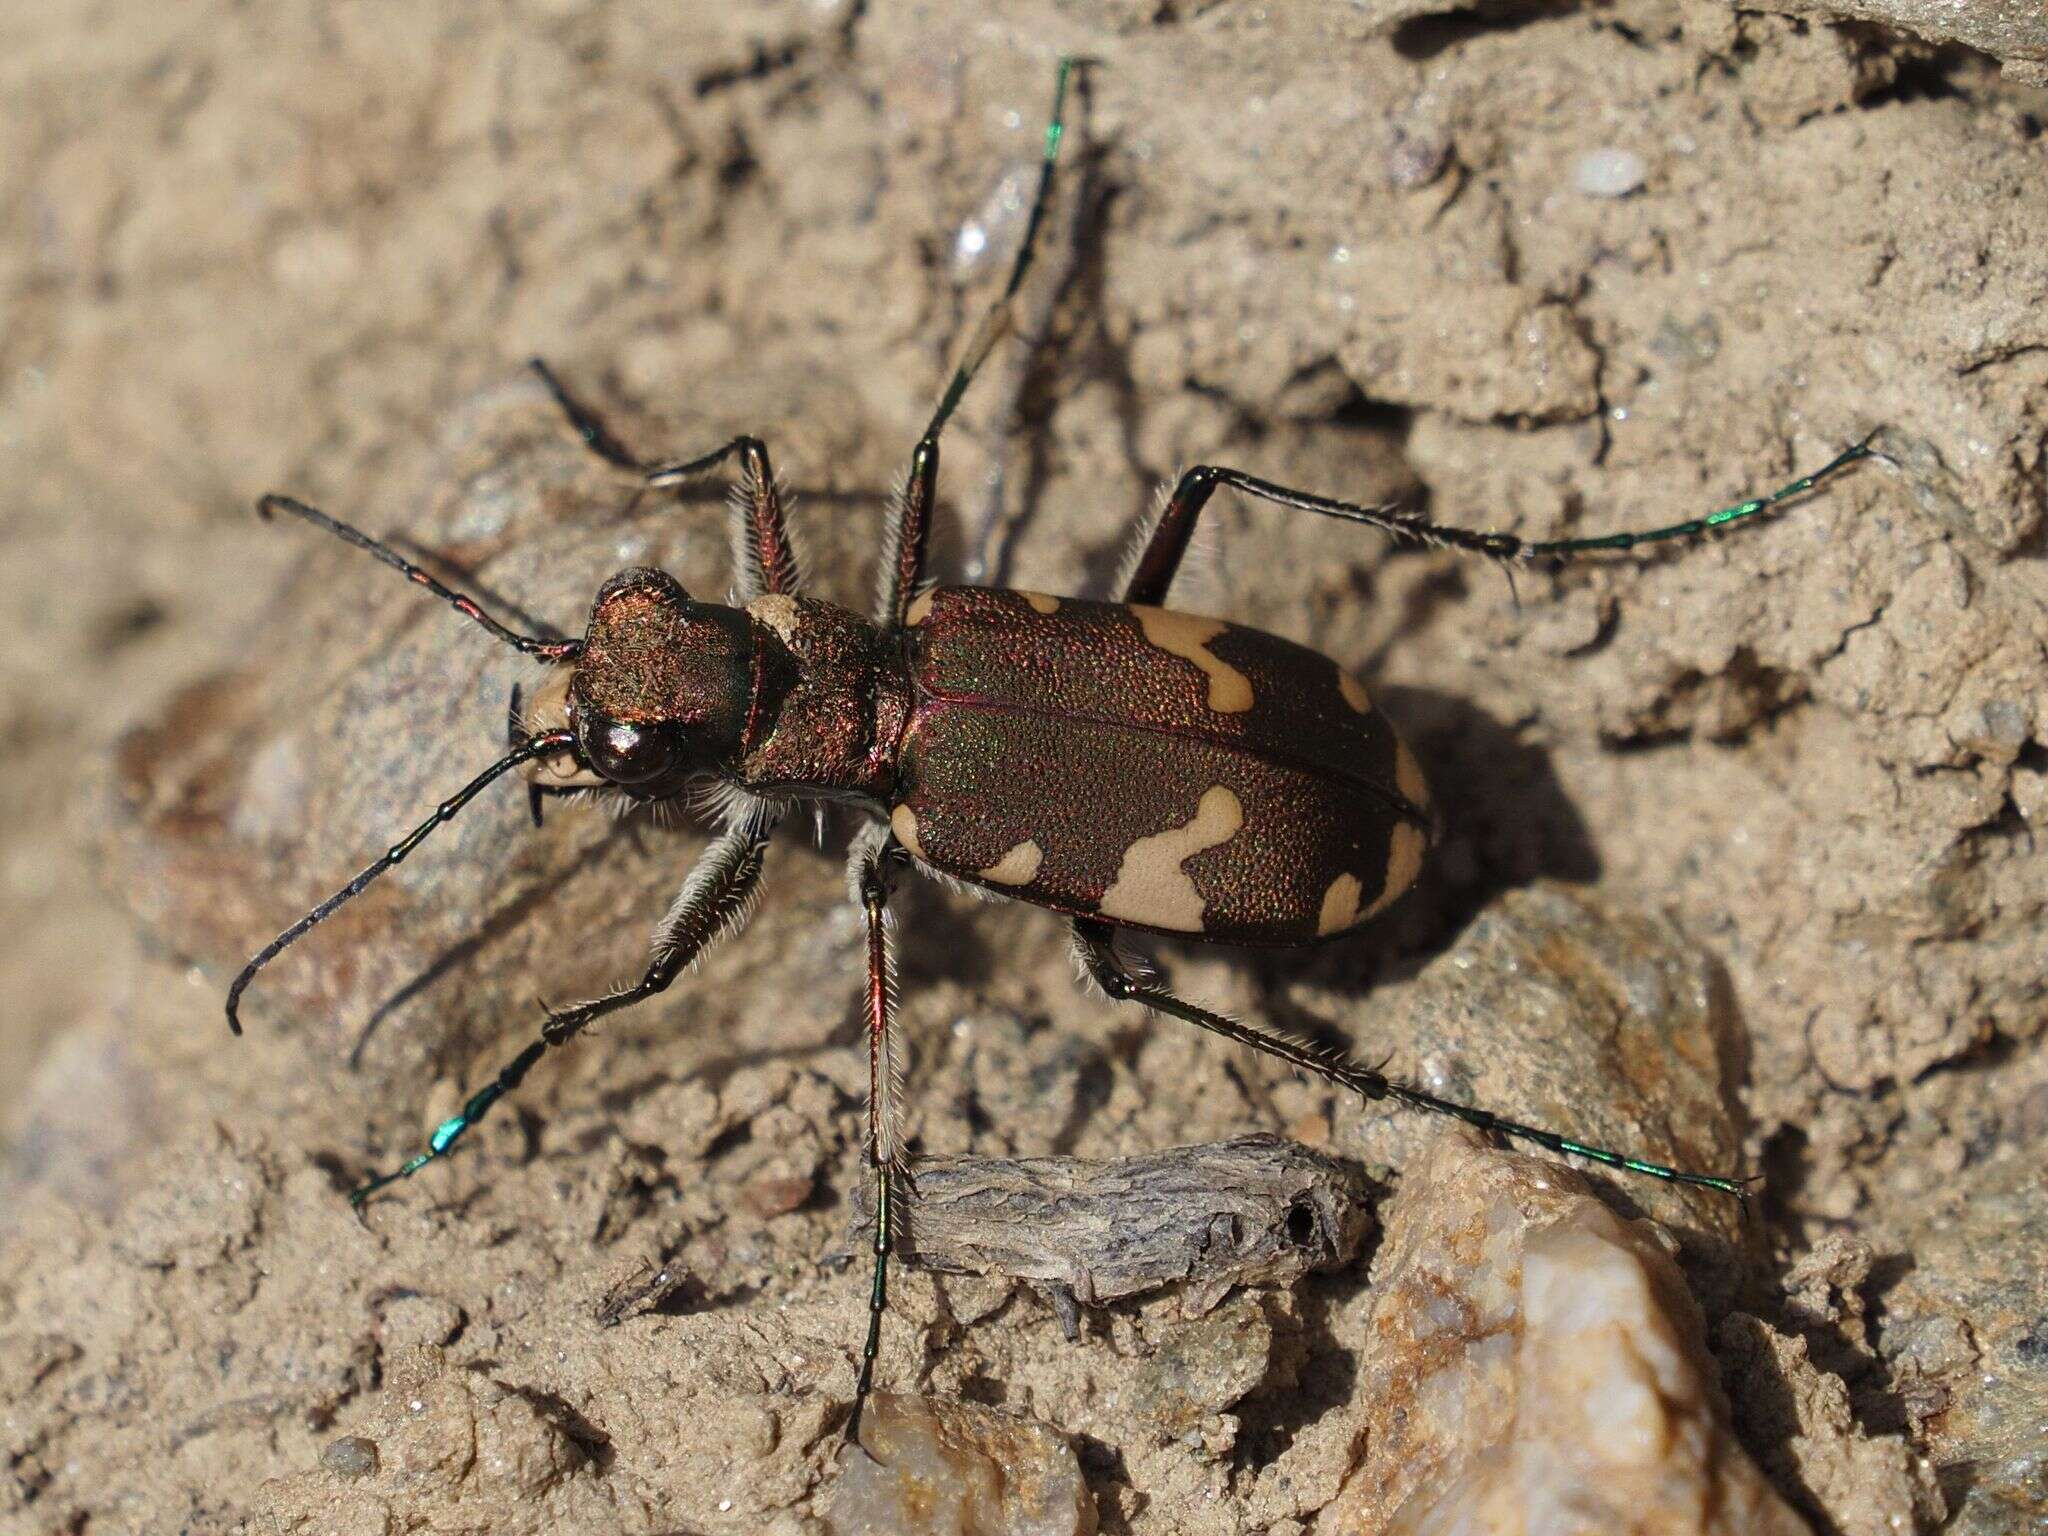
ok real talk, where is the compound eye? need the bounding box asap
[583,718,678,786]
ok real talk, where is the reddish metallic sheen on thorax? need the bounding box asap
[893,587,1432,945]
[738,593,912,802]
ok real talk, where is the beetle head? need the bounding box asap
[522,567,752,796]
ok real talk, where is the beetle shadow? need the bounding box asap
[1232,1230,1382,1474]
[1256,684,1603,1023]
[346,818,649,1069]
[1389,681,1604,905]
[888,870,1007,996]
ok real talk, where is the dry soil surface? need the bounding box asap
[2,2,2044,1533]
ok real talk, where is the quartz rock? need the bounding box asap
[1318,1130,1808,1535]
[828,1393,1095,1536]
[1306,883,1750,1259]
[1573,147,1649,199]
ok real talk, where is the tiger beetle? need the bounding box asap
[227,57,1878,1437]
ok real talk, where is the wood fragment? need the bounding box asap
[851,1134,1371,1329]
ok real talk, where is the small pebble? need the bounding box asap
[828,1393,1094,1536]
[1321,1133,1809,1533]
[1128,1294,1273,1435]
[1573,147,1648,198]
[1386,127,1450,189]
[740,1170,816,1220]
[321,1435,379,1479]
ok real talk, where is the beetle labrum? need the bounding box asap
[227,58,1877,1434]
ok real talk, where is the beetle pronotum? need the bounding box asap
[227,58,1877,1435]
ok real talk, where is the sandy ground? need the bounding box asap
[2,2,2044,1532]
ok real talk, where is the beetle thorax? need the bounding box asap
[735,591,911,805]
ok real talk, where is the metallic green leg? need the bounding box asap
[1527,434,1883,556]
[348,806,778,1206]
[349,1042,544,1205]
[920,56,1074,446]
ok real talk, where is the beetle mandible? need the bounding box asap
[225,58,1878,1434]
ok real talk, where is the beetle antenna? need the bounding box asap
[225,729,578,1035]
[256,493,580,660]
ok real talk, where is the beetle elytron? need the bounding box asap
[227,58,1876,1433]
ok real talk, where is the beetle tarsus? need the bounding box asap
[528,357,645,473]
[532,361,800,599]
[918,56,1076,447]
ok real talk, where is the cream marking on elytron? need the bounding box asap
[1394,740,1430,809]
[1097,783,1245,931]
[1371,822,1428,917]
[979,838,1045,885]
[1317,872,1364,935]
[904,590,936,627]
[1019,591,1061,615]
[889,803,924,859]
[1132,607,1255,714]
